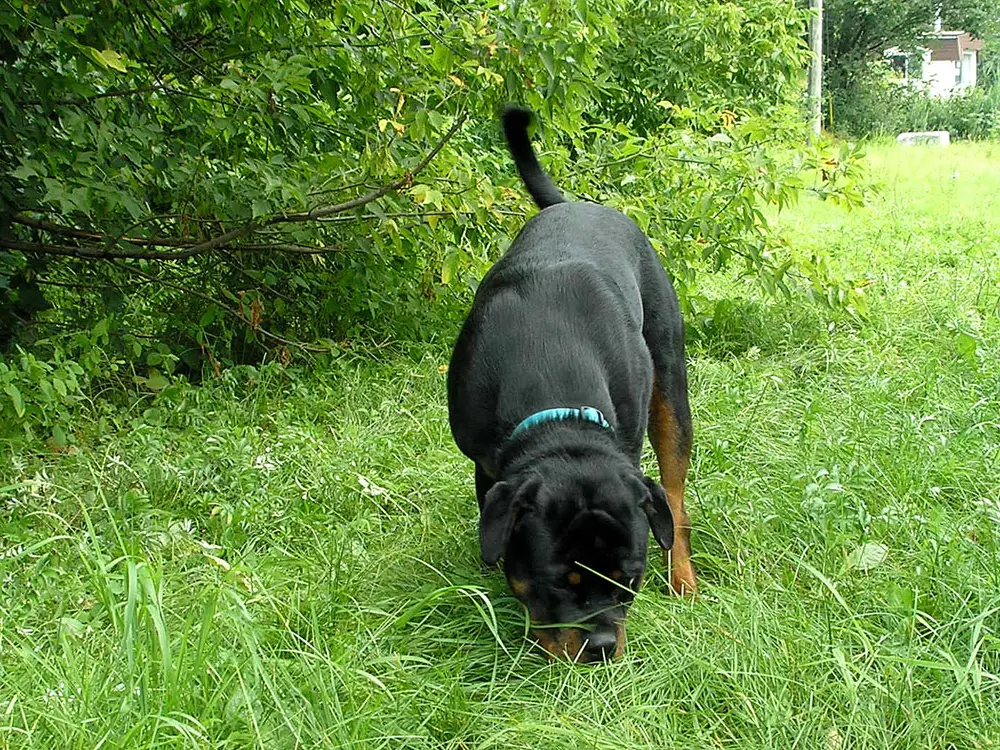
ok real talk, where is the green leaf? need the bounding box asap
[199,306,219,327]
[52,425,69,447]
[84,46,129,73]
[121,194,145,221]
[424,188,444,208]
[955,332,978,364]
[5,384,25,418]
[101,50,129,72]
[847,542,888,572]
[410,184,430,204]
[441,251,462,285]
[144,370,169,392]
[539,50,556,79]
[59,616,87,639]
[432,45,451,72]
[12,162,39,180]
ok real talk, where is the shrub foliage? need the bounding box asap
[1,0,868,440]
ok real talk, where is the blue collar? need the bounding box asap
[510,406,614,440]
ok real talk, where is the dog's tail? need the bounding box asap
[500,105,566,209]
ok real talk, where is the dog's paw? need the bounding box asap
[664,548,698,597]
[670,564,698,597]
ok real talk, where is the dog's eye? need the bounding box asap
[567,572,582,586]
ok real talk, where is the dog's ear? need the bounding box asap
[640,477,674,551]
[480,478,538,565]
[480,482,515,565]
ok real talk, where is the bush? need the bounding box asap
[0,347,88,445]
[602,0,809,133]
[1,0,868,385]
[829,63,915,138]
[906,88,1000,140]
[831,63,1000,140]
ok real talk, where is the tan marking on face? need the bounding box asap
[567,572,582,586]
[531,625,626,663]
[554,628,584,661]
[531,628,562,660]
[510,579,530,597]
[611,569,623,581]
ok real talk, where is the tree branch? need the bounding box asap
[9,112,468,261]
[218,250,298,303]
[0,237,203,260]
[271,112,467,223]
[0,236,354,260]
[238,243,349,254]
[315,209,525,224]
[26,84,169,108]
[11,215,199,247]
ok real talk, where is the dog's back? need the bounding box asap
[449,110,659,470]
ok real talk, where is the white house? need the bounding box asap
[885,28,983,98]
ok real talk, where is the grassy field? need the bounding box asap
[2,142,1000,749]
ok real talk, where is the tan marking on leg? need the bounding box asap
[649,379,697,596]
[510,579,530,597]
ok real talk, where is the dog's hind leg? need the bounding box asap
[643,272,697,596]
[648,370,697,596]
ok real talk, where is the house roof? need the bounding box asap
[925,31,983,61]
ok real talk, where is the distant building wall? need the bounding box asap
[885,31,981,98]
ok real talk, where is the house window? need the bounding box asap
[963,51,976,88]
[888,56,908,77]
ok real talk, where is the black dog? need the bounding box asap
[447,106,696,663]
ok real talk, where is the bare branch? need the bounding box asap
[179,222,256,254]
[0,237,202,260]
[11,215,198,247]
[0,235,352,260]
[110,260,331,352]
[33,278,123,291]
[217,250,298,303]
[26,84,169,108]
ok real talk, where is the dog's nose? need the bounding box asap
[582,631,619,662]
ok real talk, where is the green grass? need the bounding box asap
[3,142,1000,749]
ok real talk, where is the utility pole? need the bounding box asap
[808,0,823,138]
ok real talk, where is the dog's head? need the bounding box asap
[481,457,673,663]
